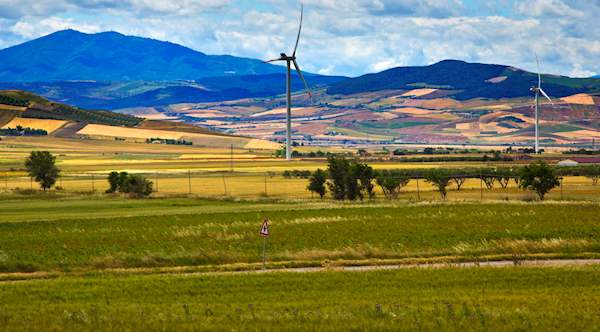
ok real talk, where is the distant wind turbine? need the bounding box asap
[530,54,554,154]
[265,4,313,161]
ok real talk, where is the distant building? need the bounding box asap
[557,157,600,166]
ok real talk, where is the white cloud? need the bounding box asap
[0,0,598,77]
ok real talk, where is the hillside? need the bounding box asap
[0,90,279,149]
[327,60,600,99]
[0,29,286,82]
[0,90,140,126]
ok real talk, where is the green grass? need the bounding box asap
[0,266,598,331]
[1,198,598,273]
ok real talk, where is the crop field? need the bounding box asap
[0,198,598,273]
[1,135,599,330]
[1,117,68,133]
[0,266,598,331]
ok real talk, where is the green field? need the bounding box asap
[1,198,598,274]
[0,267,598,331]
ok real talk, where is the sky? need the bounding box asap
[0,0,598,78]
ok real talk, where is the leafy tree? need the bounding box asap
[376,170,410,200]
[120,174,153,198]
[25,151,60,191]
[106,171,129,193]
[327,156,350,200]
[352,162,375,200]
[425,169,452,199]
[519,161,559,200]
[307,169,327,199]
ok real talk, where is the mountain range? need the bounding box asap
[0,29,287,81]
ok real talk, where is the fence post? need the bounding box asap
[30,177,33,190]
[188,170,192,194]
[4,172,7,190]
[91,174,95,192]
[264,173,268,196]
[416,177,421,201]
[222,175,228,196]
[560,177,564,200]
[155,173,159,192]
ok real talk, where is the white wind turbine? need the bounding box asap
[530,54,554,154]
[265,4,313,161]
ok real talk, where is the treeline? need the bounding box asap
[0,95,28,107]
[305,157,598,201]
[0,126,47,136]
[146,137,193,145]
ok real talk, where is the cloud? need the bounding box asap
[0,0,598,78]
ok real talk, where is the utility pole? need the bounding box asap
[416,178,420,201]
[230,144,234,173]
[188,170,192,194]
[264,173,268,196]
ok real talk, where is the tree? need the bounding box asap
[120,174,153,198]
[425,169,451,199]
[376,170,410,200]
[307,169,327,199]
[519,161,559,200]
[352,162,375,200]
[327,156,350,200]
[25,151,60,191]
[106,171,129,193]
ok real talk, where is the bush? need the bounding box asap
[376,170,410,200]
[307,169,327,199]
[106,172,152,198]
[120,175,153,198]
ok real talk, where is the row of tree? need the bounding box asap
[307,156,564,200]
[22,151,153,198]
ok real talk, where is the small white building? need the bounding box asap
[557,159,579,167]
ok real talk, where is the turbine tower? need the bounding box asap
[265,4,313,161]
[530,54,553,154]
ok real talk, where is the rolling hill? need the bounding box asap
[0,90,279,149]
[0,29,286,82]
[327,60,600,100]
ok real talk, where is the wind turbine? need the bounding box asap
[530,54,553,154]
[265,4,313,161]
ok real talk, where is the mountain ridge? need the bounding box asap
[0,29,286,81]
[327,59,600,99]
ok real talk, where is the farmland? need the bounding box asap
[1,135,600,331]
[0,266,598,331]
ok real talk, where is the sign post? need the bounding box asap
[259,218,270,270]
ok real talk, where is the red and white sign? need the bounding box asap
[259,218,269,236]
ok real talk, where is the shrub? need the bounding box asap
[424,169,452,199]
[120,175,153,198]
[307,169,327,199]
[376,170,410,200]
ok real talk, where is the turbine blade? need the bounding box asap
[535,53,541,88]
[539,87,554,105]
[264,58,282,63]
[292,4,303,57]
[292,59,313,102]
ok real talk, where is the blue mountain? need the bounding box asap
[0,29,286,81]
[327,60,600,99]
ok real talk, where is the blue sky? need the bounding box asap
[0,0,598,77]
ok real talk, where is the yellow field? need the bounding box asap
[561,93,595,105]
[76,124,278,149]
[2,117,68,133]
[400,88,437,97]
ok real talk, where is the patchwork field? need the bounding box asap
[125,90,600,147]
[2,117,68,133]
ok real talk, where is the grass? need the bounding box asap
[0,266,598,331]
[0,199,598,273]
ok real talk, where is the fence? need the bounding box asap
[1,170,599,201]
